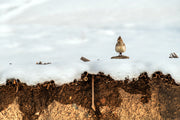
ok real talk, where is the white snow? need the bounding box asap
[0,0,180,85]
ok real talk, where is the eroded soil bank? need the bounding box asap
[0,71,179,120]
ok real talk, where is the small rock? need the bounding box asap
[80,57,90,62]
[100,98,106,105]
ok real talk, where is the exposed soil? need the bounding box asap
[0,71,179,120]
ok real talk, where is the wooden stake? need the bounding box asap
[92,75,96,111]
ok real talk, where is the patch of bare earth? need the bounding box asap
[0,71,179,120]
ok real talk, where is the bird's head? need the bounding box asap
[117,36,123,42]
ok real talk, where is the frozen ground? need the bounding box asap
[0,0,180,85]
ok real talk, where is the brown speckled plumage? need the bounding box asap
[115,36,126,56]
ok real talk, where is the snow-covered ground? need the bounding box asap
[0,0,180,85]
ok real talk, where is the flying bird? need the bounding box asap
[115,36,126,56]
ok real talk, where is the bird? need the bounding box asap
[115,36,126,56]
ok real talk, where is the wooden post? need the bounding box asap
[92,75,96,111]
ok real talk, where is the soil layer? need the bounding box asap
[0,71,179,120]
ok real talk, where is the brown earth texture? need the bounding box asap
[0,71,179,120]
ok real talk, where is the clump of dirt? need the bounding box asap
[151,71,178,85]
[0,79,17,111]
[121,72,151,103]
[0,71,179,120]
[17,80,56,120]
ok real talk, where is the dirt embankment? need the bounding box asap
[0,71,179,120]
